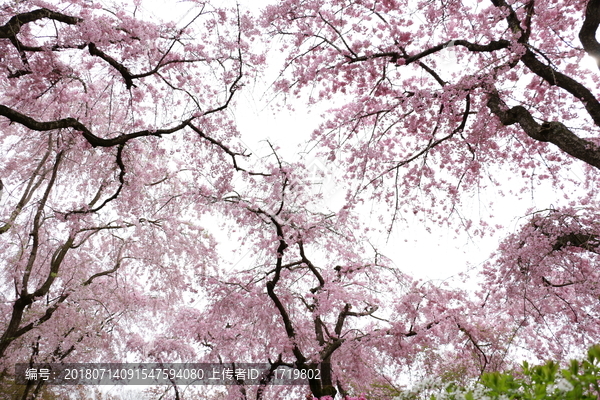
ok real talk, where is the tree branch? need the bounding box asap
[0,8,81,39]
[580,0,600,69]
[487,91,600,169]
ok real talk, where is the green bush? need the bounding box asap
[395,345,600,400]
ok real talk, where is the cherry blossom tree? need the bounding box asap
[158,153,518,400]
[260,0,600,223]
[257,0,600,375]
[3,0,600,399]
[480,206,600,361]
[0,0,256,396]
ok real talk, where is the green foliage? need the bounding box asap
[395,345,600,400]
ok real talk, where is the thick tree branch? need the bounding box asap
[0,8,81,39]
[298,241,325,289]
[12,293,70,345]
[487,92,600,169]
[262,214,304,365]
[334,304,352,337]
[346,39,511,65]
[580,0,600,68]
[89,44,205,89]
[87,43,136,89]
[0,8,81,66]
[519,49,600,126]
[0,104,194,147]
[0,237,73,360]
[0,104,259,178]
[551,232,600,252]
